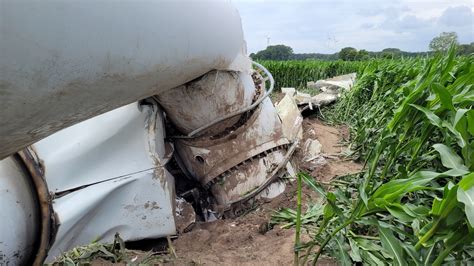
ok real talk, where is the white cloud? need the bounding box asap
[233,0,474,53]
[438,5,473,26]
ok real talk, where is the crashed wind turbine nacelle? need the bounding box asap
[0,0,249,160]
[0,0,297,265]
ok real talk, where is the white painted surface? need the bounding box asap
[0,157,39,265]
[32,102,176,261]
[0,0,249,159]
[34,103,157,193]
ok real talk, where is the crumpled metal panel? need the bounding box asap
[46,171,175,262]
[28,102,177,262]
[0,156,39,265]
[174,98,289,185]
[158,68,293,208]
[157,71,256,135]
[210,148,286,204]
[276,94,303,142]
[0,0,250,160]
[33,103,167,193]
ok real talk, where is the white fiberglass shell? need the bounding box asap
[0,157,39,265]
[29,102,176,262]
[0,0,249,159]
[33,103,170,193]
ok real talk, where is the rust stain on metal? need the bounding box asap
[16,148,58,266]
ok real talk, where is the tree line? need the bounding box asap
[250,32,473,61]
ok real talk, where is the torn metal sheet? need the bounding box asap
[46,171,175,261]
[21,102,177,262]
[174,98,289,185]
[302,139,323,161]
[308,73,357,91]
[276,94,303,141]
[295,73,357,109]
[32,103,169,193]
[281,87,296,96]
[156,71,256,135]
[175,198,196,234]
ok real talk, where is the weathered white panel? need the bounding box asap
[46,170,175,262]
[34,103,158,193]
[0,0,249,159]
[30,101,177,261]
[0,157,39,265]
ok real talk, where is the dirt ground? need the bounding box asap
[170,118,362,265]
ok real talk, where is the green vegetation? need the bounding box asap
[251,32,472,61]
[272,47,474,265]
[55,233,165,265]
[250,44,294,61]
[259,60,365,91]
[430,32,459,52]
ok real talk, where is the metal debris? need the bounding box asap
[276,94,303,142]
[295,73,357,110]
[302,139,323,160]
[175,198,196,234]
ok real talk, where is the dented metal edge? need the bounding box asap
[184,62,274,138]
[170,61,274,140]
[174,101,264,147]
[16,148,58,266]
[215,140,299,213]
[202,139,290,186]
[208,143,290,191]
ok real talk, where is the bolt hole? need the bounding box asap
[195,155,205,164]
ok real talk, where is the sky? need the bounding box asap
[232,0,474,53]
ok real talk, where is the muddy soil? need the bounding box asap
[171,118,361,265]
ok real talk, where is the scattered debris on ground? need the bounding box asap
[82,116,361,266]
[170,118,361,265]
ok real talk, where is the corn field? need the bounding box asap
[259,60,366,90]
[272,47,474,265]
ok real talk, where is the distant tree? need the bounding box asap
[457,42,474,55]
[253,45,294,60]
[339,47,358,61]
[356,49,370,60]
[381,48,401,59]
[429,32,459,51]
[382,48,401,54]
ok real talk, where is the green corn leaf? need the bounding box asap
[300,173,326,196]
[378,223,407,265]
[467,110,474,135]
[370,171,445,206]
[386,204,416,223]
[431,83,454,110]
[402,244,422,266]
[457,172,474,227]
[335,235,352,266]
[360,250,386,265]
[432,144,467,170]
[348,237,362,262]
[410,104,442,127]
[453,108,470,127]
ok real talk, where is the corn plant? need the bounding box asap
[274,47,474,265]
[259,60,366,90]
